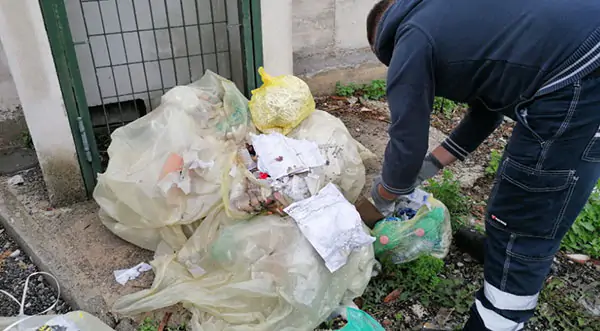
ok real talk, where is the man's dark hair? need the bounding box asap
[367,0,394,47]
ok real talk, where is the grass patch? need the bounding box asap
[424,170,471,231]
[335,80,387,100]
[363,256,477,316]
[433,97,466,119]
[562,180,600,258]
[21,130,33,149]
[138,318,186,331]
[532,278,600,330]
[485,150,502,177]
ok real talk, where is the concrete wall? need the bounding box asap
[0,0,85,206]
[0,40,20,115]
[0,39,27,150]
[292,0,386,92]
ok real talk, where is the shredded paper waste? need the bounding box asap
[92,69,380,330]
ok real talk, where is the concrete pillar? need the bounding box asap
[260,0,294,76]
[0,0,86,206]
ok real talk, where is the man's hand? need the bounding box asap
[414,152,445,185]
[371,176,399,217]
[372,150,450,217]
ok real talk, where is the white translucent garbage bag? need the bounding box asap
[0,311,115,331]
[94,75,370,251]
[287,110,367,203]
[112,207,375,331]
[94,71,254,251]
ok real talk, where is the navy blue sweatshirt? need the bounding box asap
[375,0,600,195]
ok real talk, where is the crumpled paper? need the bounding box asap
[285,183,375,272]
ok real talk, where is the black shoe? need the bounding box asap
[454,227,486,265]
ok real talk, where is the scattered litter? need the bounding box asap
[566,253,591,264]
[157,312,173,331]
[434,308,454,327]
[113,262,152,286]
[411,304,427,319]
[395,188,431,218]
[8,175,24,186]
[340,307,385,331]
[383,289,402,304]
[284,183,375,272]
[251,133,326,179]
[9,250,20,258]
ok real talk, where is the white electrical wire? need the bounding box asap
[0,271,61,331]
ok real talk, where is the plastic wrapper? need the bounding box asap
[112,208,375,331]
[372,196,452,264]
[249,67,315,135]
[340,307,385,331]
[0,311,115,331]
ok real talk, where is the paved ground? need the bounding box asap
[0,168,153,328]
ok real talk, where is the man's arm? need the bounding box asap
[440,99,504,162]
[379,25,435,196]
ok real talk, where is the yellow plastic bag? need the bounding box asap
[249,67,315,135]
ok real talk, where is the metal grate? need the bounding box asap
[63,0,245,167]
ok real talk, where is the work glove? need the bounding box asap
[414,152,444,186]
[371,176,398,217]
[371,153,443,217]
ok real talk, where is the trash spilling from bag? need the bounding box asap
[93,69,378,330]
[371,189,452,264]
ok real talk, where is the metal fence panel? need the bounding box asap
[62,0,246,167]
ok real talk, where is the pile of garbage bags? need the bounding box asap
[93,70,378,330]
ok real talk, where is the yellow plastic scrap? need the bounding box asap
[249,67,316,135]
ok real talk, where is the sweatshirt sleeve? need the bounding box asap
[381,26,435,195]
[440,99,504,161]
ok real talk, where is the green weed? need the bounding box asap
[138,318,186,331]
[335,80,386,100]
[363,256,477,315]
[21,131,33,149]
[562,180,600,258]
[425,170,471,231]
[532,278,600,330]
[335,82,359,97]
[362,80,387,100]
[432,97,465,119]
[485,150,503,177]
